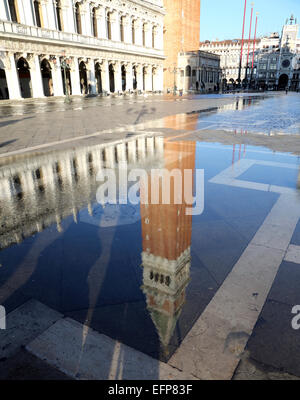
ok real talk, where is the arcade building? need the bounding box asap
[0,0,165,100]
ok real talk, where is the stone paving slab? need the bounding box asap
[0,299,62,359]
[26,317,196,380]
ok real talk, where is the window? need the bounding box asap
[107,12,112,40]
[56,0,63,31]
[132,20,135,44]
[34,0,42,27]
[120,16,125,42]
[92,8,97,37]
[75,2,82,34]
[142,23,146,46]
[152,26,155,48]
[8,0,18,23]
[185,65,191,77]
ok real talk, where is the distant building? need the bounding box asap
[199,38,260,87]
[251,15,300,90]
[163,0,201,92]
[200,15,300,90]
[177,50,220,93]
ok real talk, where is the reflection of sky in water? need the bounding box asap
[196,94,300,135]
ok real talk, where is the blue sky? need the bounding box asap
[200,0,300,41]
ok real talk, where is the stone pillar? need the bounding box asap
[52,57,64,97]
[97,7,106,38]
[40,0,50,28]
[101,60,110,93]
[135,20,143,46]
[125,63,133,91]
[46,0,57,29]
[124,15,131,43]
[6,54,22,100]
[70,57,81,95]
[111,10,119,41]
[81,3,91,36]
[114,62,122,92]
[61,1,74,33]
[145,66,152,91]
[156,66,163,91]
[88,59,97,94]
[145,22,152,47]
[136,65,143,91]
[30,55,45,98]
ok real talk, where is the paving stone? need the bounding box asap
[246,300,300,378]
[0,299,62,359]
[27,317,196,380]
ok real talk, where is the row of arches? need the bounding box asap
[0,57,159,100]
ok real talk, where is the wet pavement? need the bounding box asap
[1,92,300,379]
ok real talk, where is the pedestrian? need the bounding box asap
[286,86,289,94]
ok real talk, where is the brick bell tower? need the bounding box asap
[163,0,201,91]
[140,140,196,353]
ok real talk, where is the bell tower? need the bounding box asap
[281,14,299,51]
[140,140,196,352]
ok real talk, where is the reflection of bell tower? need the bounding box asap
[140,140,196,351]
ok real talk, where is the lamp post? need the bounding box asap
[61,55,71,104]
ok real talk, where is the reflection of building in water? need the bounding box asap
[140,140,195,350]
[0,135,164,249]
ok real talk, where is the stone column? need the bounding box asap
[81,3,91,36]
[52,57,64,97]
[156,66,163,91]
[97,6,106,38]
[6,54,22,100]
[111,10,119,41]
[114,62,122,93]
[145,66,152,91]
[88,59,97,94]
[101,60,110,93]
[40,0,50,28]
[30,55,45,98]
[70,57,81,95]
[136,65,143,91]
[124,15,131,43]
[125,63,133,91]
[145,23,152,48]
[135,20,143,46]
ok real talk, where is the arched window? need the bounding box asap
[142,23,146,46]
[132,19,135,44]
[75,2,82,34]
[34,0,43,27]
[120,16,125,42]
[185,65,191,77]
[8,0,19,23]
[152,26,156,48]
[107,12,112,40]
[56,0,63,31]
[92,7,97,37]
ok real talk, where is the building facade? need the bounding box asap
[251,16,300,90]
[177,50,220,93]
[163,0,201,92]
[0,0,165,100]
[199,38,260,87]
[200,15,300,90]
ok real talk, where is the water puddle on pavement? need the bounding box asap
[0,134,300,362]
